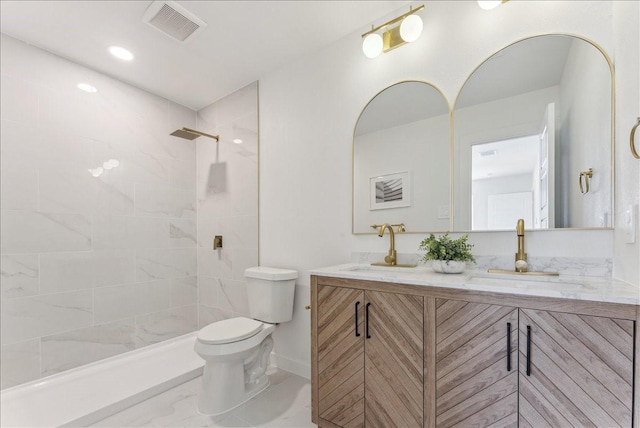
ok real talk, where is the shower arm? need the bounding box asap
[182,127,220,141]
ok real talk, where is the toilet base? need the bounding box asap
[196,335,274,416]
[197,377,270,417]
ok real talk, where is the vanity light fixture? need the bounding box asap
[109,46,134,61]
[477,0,509,11]
[361,5,425,58]
[232,138,243,144]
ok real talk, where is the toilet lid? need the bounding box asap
[198,317,264,345]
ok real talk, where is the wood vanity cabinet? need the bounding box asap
[435,300,519,427]
[312,275,638,428]
[518,308,633,427]
[313,281,424,427]
[435,301,634,427]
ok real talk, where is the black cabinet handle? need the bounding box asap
[506,322,512,372]
[365,302,371,339]
[355,301,361,337]
[526,325,532,376]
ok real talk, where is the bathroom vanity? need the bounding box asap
[310,265,639,428]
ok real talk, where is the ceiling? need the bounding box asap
[0,0,409,110]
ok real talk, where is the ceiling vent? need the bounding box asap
[142,1,207,43]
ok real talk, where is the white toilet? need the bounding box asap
[194,266,297,416]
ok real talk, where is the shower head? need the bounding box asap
[170,127,219,142]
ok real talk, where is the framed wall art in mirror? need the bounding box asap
[353,81,450,234]
[369,171,411,210]
[452,34,613,231]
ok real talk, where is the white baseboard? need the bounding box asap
[270,352,310,380]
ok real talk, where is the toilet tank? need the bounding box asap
[244,267,298,323]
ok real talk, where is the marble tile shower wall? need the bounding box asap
[195,82,259,328]
[0,36,198,389]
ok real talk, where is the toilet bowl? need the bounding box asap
[194,266,297,416]
[194,317,276,415]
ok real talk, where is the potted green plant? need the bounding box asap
[419,233,475,274]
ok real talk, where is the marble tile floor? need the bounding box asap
[89,367,316,428]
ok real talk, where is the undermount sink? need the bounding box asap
[487,268,559,277]
[468,273,585,290]
[344,264,417,272]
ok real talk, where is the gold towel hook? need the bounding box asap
[631,117,640,159]
[579,168,594,194]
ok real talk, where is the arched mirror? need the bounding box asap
[353,81,450,233]
[453,34,613,231]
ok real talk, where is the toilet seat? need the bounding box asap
[197,317,264,345]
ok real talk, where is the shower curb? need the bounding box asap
[1,332,203,428]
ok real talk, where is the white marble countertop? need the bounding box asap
[310,263,640,306]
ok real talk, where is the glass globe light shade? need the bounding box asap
[400,14,423,43]
[362,33,383,58]
[477,1,502,10]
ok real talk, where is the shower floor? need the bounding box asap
[89,367,315,428]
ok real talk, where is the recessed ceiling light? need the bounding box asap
[102,159,120,170]
[88,167,104,177]
[77,83,97,93]
[232,138,243,144]
[109,46,134,61]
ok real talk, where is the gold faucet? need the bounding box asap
[515,218,528,272]
[378,223,397,265]
[487,218,558,276]
[370,223,414,267]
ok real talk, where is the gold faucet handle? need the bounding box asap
[370,223,405,231]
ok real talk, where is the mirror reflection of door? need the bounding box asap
[471,103,555,230]
[536,103,555,229]
[471,104,555,231]
[470,136,537,230]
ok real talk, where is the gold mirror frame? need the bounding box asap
[352,34,614,234]
[351,80,451,235]
[451,33,614,232]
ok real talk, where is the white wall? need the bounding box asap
[612,1,640,286]
[259,1,638,377]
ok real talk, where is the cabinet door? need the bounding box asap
[365,291,424,428]
[435,300,518,428]
[317,285,365,427]
[519,309,634,428]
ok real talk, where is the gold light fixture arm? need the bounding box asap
[361,5,425,38]
[579,168,594,194]
[631,117,640,159]
[182,127,220,142]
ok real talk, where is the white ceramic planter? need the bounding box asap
[431,260,466,274]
